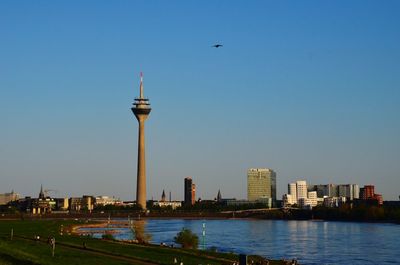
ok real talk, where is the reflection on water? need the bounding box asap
[131,220,152,244]
[81,219,399,265]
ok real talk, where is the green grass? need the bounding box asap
[0,235,134,265]
[0,219,286,265]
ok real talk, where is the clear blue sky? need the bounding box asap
[1,1,399,201]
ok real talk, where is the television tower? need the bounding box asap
[131,72,151,210]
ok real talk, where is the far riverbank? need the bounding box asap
[1,204,400,224]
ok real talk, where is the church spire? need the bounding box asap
[217,189,222,202]
[39,184,45,199]
[161,189,166,202]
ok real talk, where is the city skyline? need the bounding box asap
[1,1,400,200]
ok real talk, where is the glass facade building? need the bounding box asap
[247,168,276,204]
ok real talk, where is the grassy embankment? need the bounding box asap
[0,219,285,265]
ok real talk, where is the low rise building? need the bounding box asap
[0,191,20,205]
[307,191,318,207]
[54,198,69,211]
[323,196,347,207]
[282,194,296,207]
[298,198,312,209]
[95,196,121,206]
[69,196,94,212]
[152,201,182,209]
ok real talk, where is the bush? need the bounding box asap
[101,233,114,241]
[174,228,199,249]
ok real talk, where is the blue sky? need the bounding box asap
[0,1,399,200]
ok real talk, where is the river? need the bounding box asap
[82,219,399,265]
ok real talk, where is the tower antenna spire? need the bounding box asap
[139,72,144,99]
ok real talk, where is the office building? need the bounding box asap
[184,177,196,206]
[360,185,375,200]
[296,180,308,201]
[310,184,338,198]
[94,196,121,206]
[69,196,94,212]
[360,185,383,205]
[307,191,318,207]
[284,180,319,208]
[338,184,359,201]
[288,183,297,202]
[247,168,277,204]
[323,196,347,207]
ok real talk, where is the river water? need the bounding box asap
[84,219,399,265]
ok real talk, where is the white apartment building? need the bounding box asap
[296,180,308,201]
[283,180,309,207]
[288,183,297,202]
[283,194,296,206]
[307,191,318,207]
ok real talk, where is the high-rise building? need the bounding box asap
[312,184,337,198]
[131,73,151,210]
[360,185,375,200]
[184,177,195,206]
[191,183,196,204]
[285,180,324,208]
[359,185,383,205]
[247,168,277,203]
[296,180,308,201]
[338,184,359,201]
[288,183,297,202]
[309,183,359,201]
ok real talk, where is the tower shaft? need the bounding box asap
[136,116,148,209]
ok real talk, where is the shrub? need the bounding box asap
[101,233,114,241]
[174,228,199,249]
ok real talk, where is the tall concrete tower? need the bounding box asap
[131,73,151,210]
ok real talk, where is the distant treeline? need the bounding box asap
[312,204,400,222]
[244,205,400,223]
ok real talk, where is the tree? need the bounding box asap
[131,220,152,244]
[174,228,199,249]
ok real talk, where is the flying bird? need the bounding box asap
[212,44,223,48]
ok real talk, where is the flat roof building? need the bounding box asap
[184,177,196,206]
[247,168,276,203]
